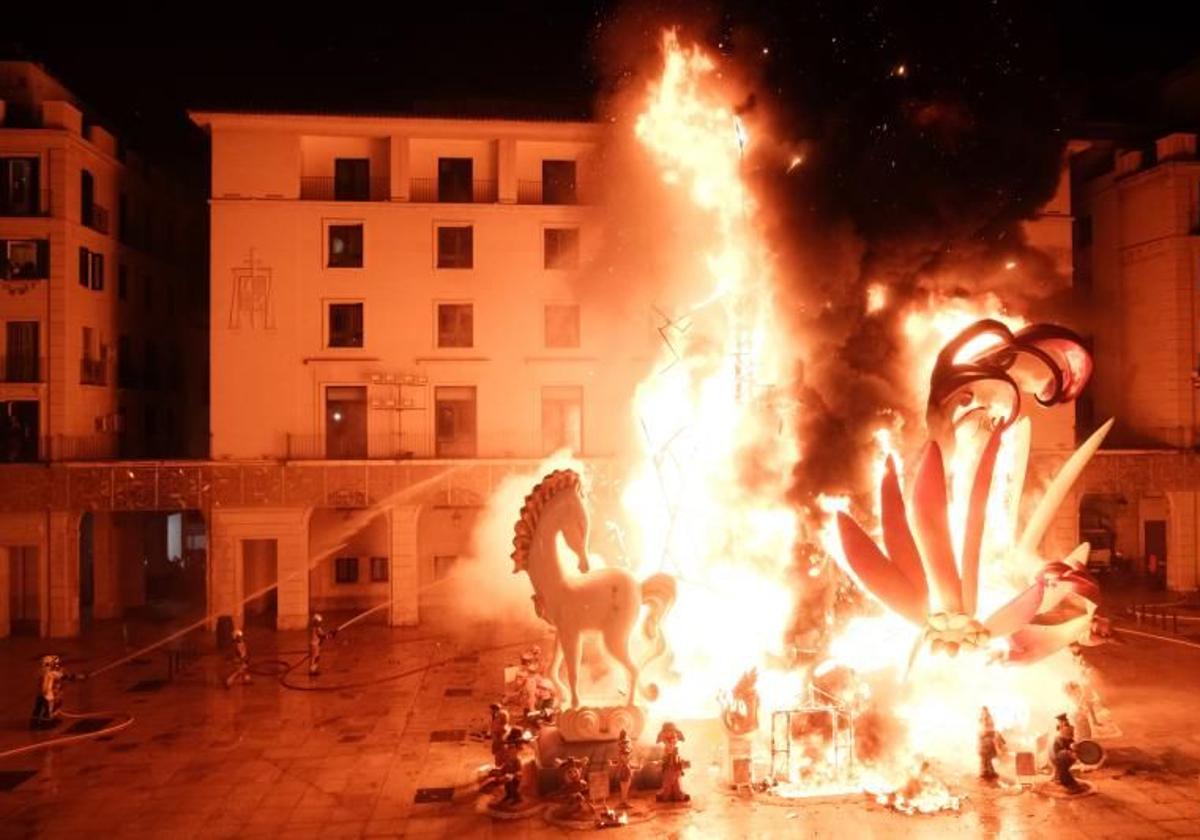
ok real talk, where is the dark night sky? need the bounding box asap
[3,1,1198,179]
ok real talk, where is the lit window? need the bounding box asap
[370,556,389,582]
[544,228,580,269]
[328,224,364,268]
[437,303,473,348]
[328,303,364,348]
[542,386,583,455]
[436,225,473,269]
[544,304,580,348]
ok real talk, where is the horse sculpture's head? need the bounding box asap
[511,468,590,575]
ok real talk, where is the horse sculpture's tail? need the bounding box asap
[637,573,677,701]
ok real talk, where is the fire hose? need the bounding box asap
[0,709,135,760]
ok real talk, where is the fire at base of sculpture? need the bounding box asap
[557,706,646,743]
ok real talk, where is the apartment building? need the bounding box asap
[1073,131,1200,589]
[0,62,207,637]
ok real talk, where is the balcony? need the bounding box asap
[409,178,498,203]
[0,189,52,217]
[80,356,108,386]
[300,176,390,202]
[285,434,414,461]
[1,356,44,383]
[83,203,110,234]
[517,180,579,205]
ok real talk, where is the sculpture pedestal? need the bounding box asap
[557,706,645,742]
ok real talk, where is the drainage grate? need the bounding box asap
[429,729,466,743]
[127,679,169,693]
[109,742,138,752]
[338,733,366,743]
[0,770,37,792]
[443,688,473,697]
[413,787,454,804]
[453,654,480,663]
[66,717,114,735]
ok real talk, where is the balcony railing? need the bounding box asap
[517,180,580,205]
[80,356,108,386]
[299,176,390,202]
[0,434,118,464]
[83,203,110,234]
[409,178,499,203]
[0,189,52,217]
[286,434,415,461]
[1,356,44,383]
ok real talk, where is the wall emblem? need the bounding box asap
[229,248,275,329]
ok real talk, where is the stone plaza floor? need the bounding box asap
[2,607,1200,839]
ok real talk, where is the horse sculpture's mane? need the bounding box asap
[511,469,582,572]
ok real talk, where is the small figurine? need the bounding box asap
[224,629,252,688]
[610,729,638,808]
[30,655,86,729]
[978,706,1002,781]
[558,755,594,820]
[308,613,336,676]
[495,728,530,807]
[1052,712,1084,793]
[489,702,511,766]
[656,722,690,803]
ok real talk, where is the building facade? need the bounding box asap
[0,100,1101,640]
[1073,130,1200,590]
[0,62,207,636]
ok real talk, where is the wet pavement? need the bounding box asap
[2,609,1200,839]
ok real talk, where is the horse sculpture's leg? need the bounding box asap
[561,630,582,709]
[548,633,567,702]
[604,629,639,707]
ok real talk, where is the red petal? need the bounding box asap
[880,458,928,602]
[911,442,963,613]
[982,580,1044,638]
[1006,614,1092,664]
[961,426,1002,617]
[836,512,927,625]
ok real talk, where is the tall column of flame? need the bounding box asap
[624,31,802,716]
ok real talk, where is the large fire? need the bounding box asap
[608,28,1103,804]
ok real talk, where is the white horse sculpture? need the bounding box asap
[511,469,676,709]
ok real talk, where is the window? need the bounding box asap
[334,158,370,201]
[436,225,473,268]
[2,239,48,279]
[5,322,39,382]
[335,557,360,584]
[328,302,364,348]
[325,385,367,459]
[1,157,40,215]
[435,386,477,457]
[77,248,103,291]
[90,252,104,291]
[438,157,473,202]
[544,304,580,348]
[434,555,457,580]
[370,556,389,582]
[328,224,364,268]
[437,303,473,348]
[542,386,583,455]
[544,228,580,269]
[80,169,94,225]
[543,160,577,204]
[118,265,127,301]
[118,194,128,241]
